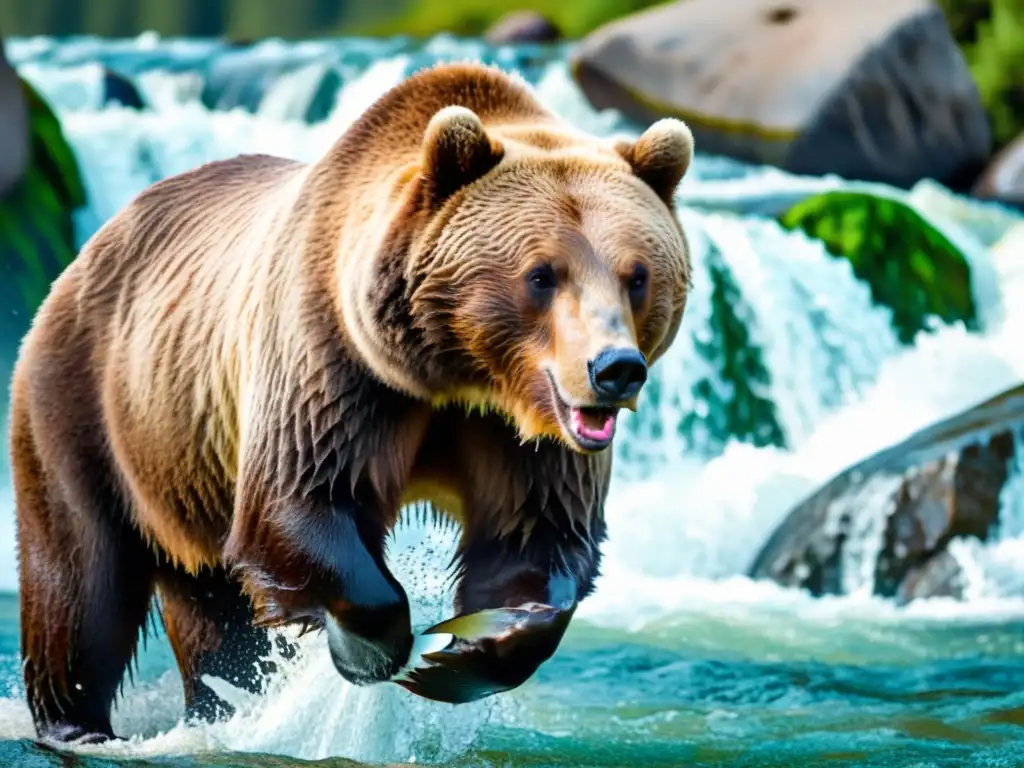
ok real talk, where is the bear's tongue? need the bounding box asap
[570,407,617,443]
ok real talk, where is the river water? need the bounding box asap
[2,33,1024,768]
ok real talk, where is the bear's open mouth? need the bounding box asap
[544,370,619,452]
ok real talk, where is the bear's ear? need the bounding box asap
[420,106,505,207]
[614,118,694,207]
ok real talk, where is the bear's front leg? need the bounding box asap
[318,511,414,685]
[395,521,603,704]
[225,491,414,687]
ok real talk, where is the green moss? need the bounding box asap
[679,243,787,453]
[1,76,86,345]
[777,191,979,345]
[936,0,1024,152]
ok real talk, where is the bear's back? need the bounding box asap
[15,152,315,571]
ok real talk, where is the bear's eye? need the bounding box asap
[627,264,649,309]
[526,264,557,307]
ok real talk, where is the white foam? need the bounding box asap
[3,38,1024,763]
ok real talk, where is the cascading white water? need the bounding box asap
[3,33,1024,764]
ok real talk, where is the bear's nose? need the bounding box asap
[588,347,648,402]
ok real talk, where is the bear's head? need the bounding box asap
[377,101,693,454]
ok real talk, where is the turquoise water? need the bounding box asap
[3,33,1024,768]
[5,588,1024,767]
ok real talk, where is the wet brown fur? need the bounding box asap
[9,62,693,739]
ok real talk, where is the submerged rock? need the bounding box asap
[201,50,343,121]
[485,11,561,44]
[254,60,342,124]
[972,132,1024,210]
[748,385,1024,603]
[0,38,28,201]
[102,66,146,110]
[570,0,991,190]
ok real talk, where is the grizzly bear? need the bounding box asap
[8,61,694,744]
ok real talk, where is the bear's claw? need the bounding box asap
[390,603,573,704]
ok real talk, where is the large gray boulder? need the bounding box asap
[0,37,28,201]
[748,385,1023,603]
[570,0,992,190]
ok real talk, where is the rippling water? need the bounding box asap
[2,32,1024,768]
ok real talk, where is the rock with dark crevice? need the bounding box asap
[570,0,992,191]
[873,430,1014,600]
[897,549,964,603]
[749,385,1024,603]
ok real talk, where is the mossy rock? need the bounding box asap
[1,75,86,395]
[936,0,1024,153]
[777,190,979,345]
[1,76,85,312]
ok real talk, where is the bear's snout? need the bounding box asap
[587,346,648,403]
